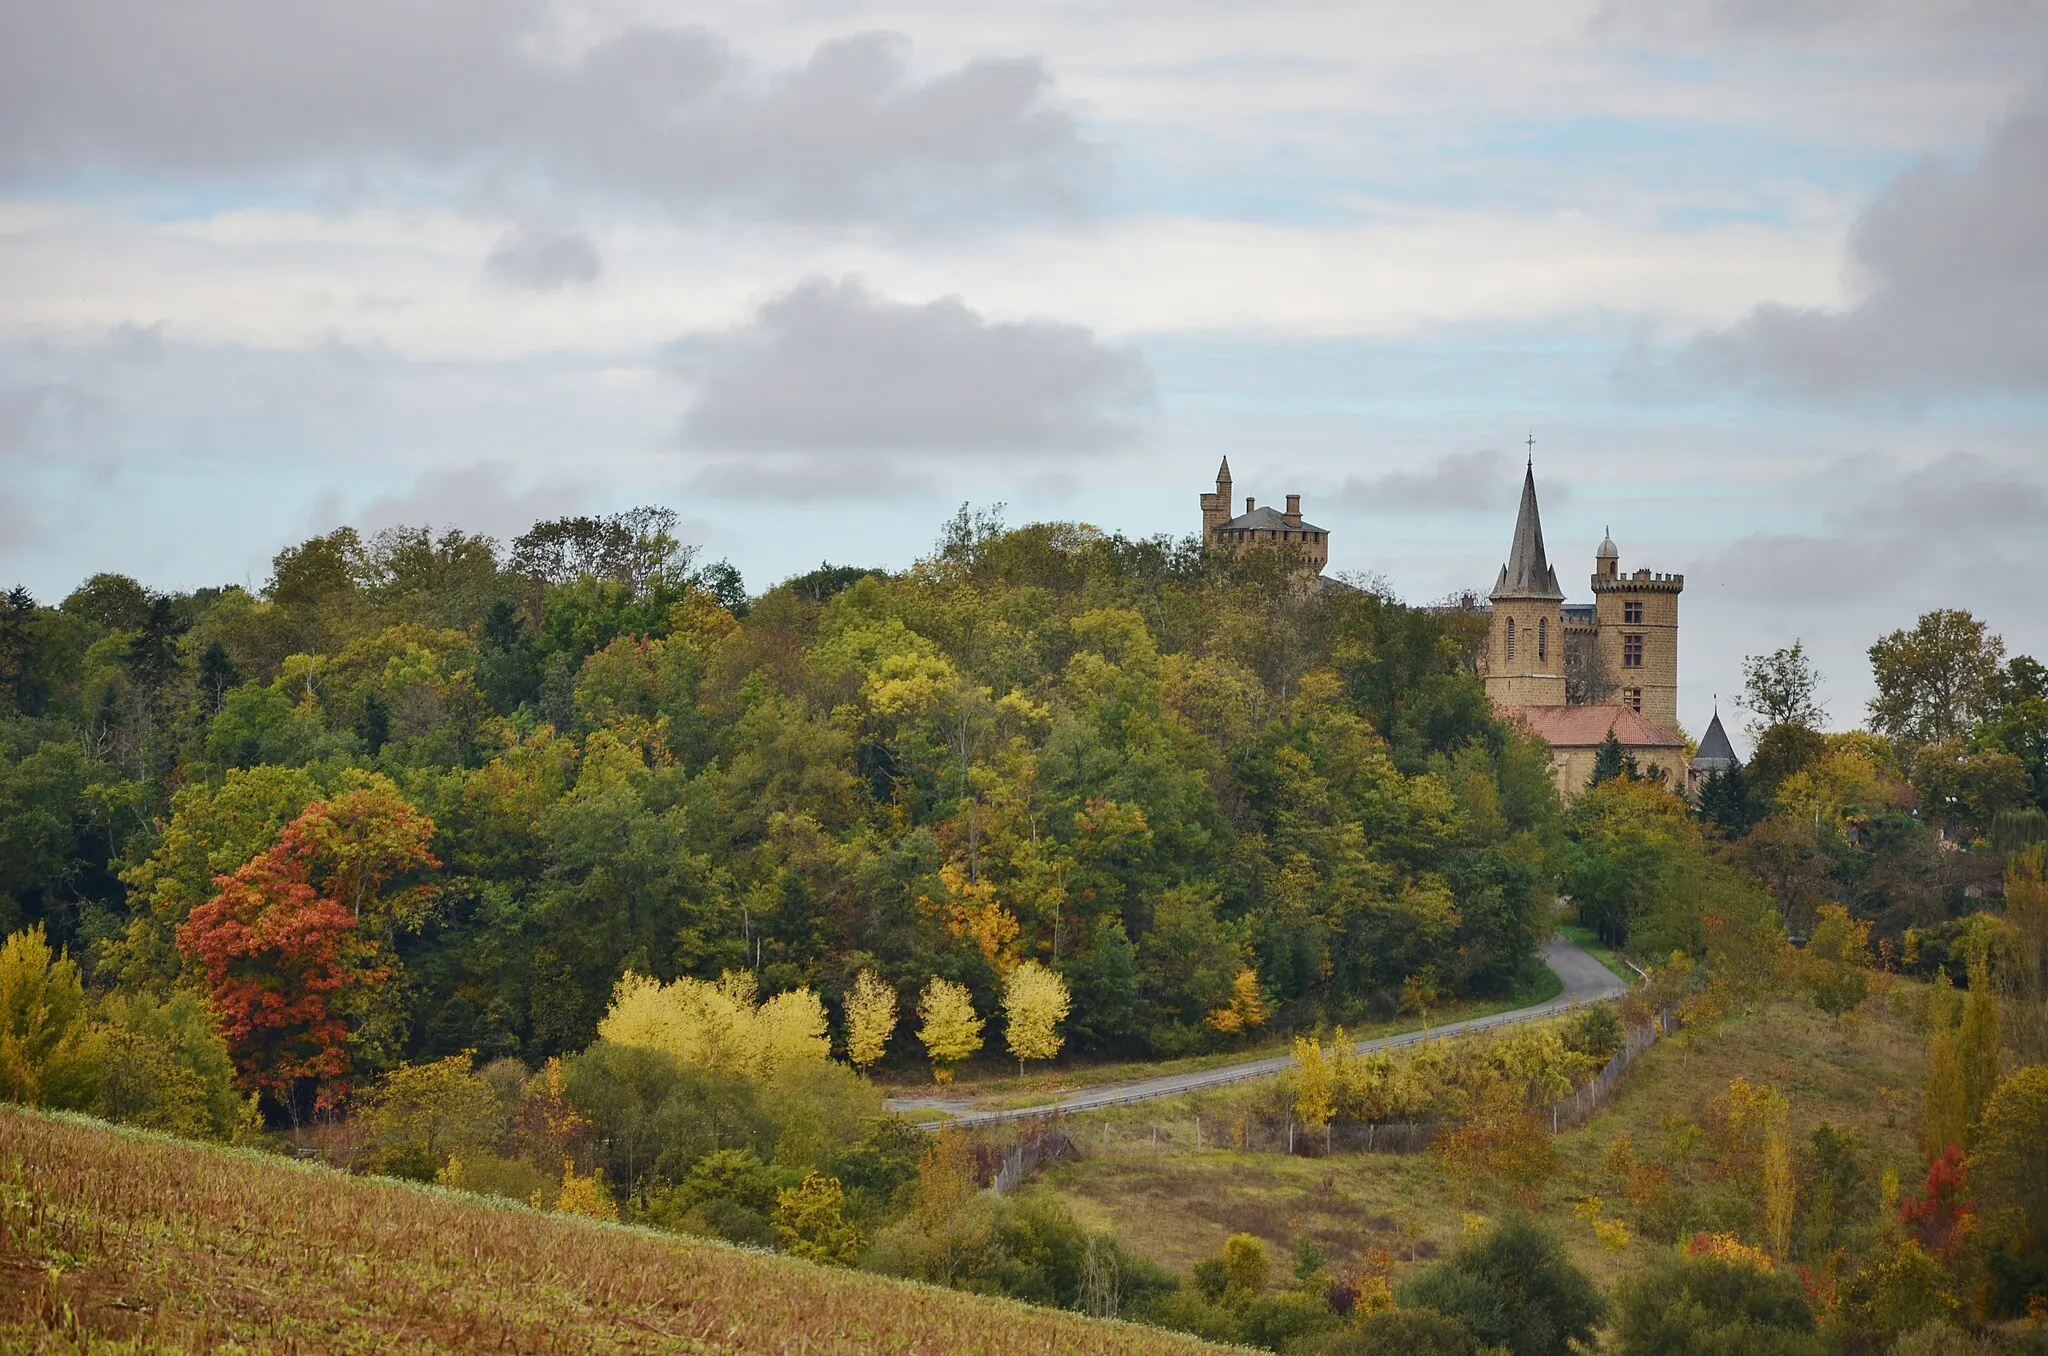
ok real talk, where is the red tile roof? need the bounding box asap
[1498,703,1684,750]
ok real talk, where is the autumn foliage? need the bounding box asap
[176,790,437,1111]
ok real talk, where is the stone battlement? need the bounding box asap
[1591,569,1683,594]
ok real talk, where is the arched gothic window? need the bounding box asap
[1506,617,1516,660]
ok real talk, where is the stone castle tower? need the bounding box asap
[1481,459,1687,796]
[1198,458,1329,577]
[1483,462,1567,707]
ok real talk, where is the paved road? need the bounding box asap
[889,933,1629,1128]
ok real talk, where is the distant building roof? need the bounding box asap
[1217,505,1326,533]
[1690,710,1740,772]
[1499,703,1684,751]
[1561,603,1596,624]
[1492,461,1564,601]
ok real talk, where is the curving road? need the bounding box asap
[888,933,1629,1128]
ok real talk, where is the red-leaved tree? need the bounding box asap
[176,790,436,1114]
[1900,1143,1972,1262]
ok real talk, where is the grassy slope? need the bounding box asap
[1036,995,1925,1293]
[0,1108,1237,1356]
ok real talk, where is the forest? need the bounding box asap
[5,506,2048,1352]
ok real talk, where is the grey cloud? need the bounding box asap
[690,454,940,503]
[1670,96,2048,398]
[674,277,1153,454]
[1702,453,2048,606]
[357,463,582,543]
[0,6,1086,225]
[1330,448,1515,513]
[487,227,601,290]
[1590,0,2045,50]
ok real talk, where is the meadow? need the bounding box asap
[1035,994,1926,1291]
[0,1107,1239,1356]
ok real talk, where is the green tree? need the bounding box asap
[1740,642,1827,739]
[1396,1218,1603,1356]
[0,925,104,1109]
[1868,610,2005,746]
[358,1052,502,1179]
[774,1173,862,1263]
[1612,1252,1823,1356]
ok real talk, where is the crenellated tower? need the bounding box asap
[1590,534,1683,729]
[1484,460,1566,708]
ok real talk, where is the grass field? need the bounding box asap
[1037,994,1925,1293]
[0,1108,1238,1356]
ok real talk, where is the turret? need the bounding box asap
[1199,457,1234,540]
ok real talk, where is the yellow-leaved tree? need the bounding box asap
[597,971,828,1080]
[916,978,983,1084]
[1002,960,1070,1074]
[843,969,897,1073]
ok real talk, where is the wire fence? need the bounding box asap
[989,1007,1676,1186]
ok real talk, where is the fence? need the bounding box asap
[991,1007,1677,1185]
[990,1126,1077,1194]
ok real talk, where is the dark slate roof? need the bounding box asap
[1561,603,1596,624]
[1217,505,1326,533]
[1690,710,1740,770]
[1492,461,1563,601]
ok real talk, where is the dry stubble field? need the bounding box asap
[0,1107,1239,1355]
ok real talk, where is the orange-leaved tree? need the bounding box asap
[177,789,437,1114]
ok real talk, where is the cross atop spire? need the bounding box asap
[1526,431,1535,466]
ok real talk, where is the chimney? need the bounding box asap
[1284,494,1302,526]
[1245,496,1256,512]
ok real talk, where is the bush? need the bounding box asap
[1566,1003,1624,1062]
[96,990,250,1140]
[1238,1289,1340,1351]
[1395,1217,1602,1356]
[1307,1308,1482,1356]
[1611,1253,1822,1356]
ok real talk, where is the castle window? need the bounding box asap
[1624,599,1643,624]
[1506,617,1516,660]
[1624,687,1641,711]
[1623,633,1644,668]
[1538,617,1548,661]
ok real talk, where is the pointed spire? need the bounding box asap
[1216,456,1232,485]
[1492,458,1563,601]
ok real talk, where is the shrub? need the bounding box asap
[1238,1289,1339,1351]
[1307,1308,1483,1356]
[1396,1217,1602,1356]
[1612,1253,1821,1356]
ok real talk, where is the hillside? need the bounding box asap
[1036,994,1926,1291]
[0,1108,1236,1356]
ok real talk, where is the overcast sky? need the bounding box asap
[3,0,2046,740]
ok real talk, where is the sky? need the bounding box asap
[3,0,2046,743]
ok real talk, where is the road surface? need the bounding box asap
[888,933,1628,1127]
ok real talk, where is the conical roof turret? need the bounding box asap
[1691,708,1740,772]
[1491,460,1564,601]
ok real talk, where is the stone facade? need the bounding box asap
[1199,458,1330,578]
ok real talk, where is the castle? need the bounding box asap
[1199,454,1723,799]
[1198,458,1330,578]
[1477,460,1688,797]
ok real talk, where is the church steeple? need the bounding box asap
[1492,459,1563,601]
